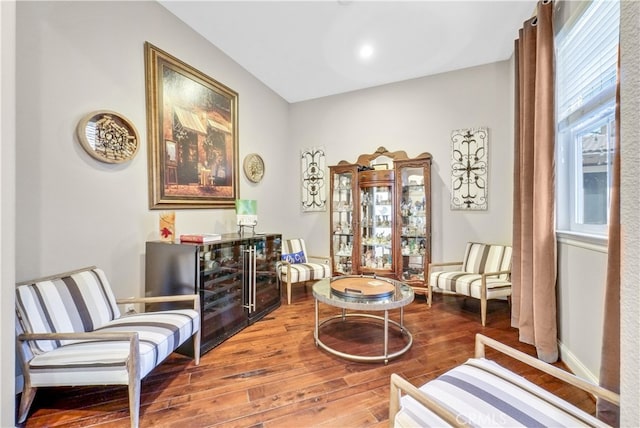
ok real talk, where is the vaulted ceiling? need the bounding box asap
[160,1,536,103]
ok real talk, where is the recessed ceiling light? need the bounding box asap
[359,44,374,60]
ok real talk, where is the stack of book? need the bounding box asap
[179,233,222,243]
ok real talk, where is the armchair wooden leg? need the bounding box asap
[128,375,141,428]
[193,329,201,366]
[17,384,37,423]
[128,334,141,428]
[481,277,487,326]
[287,279,292,305]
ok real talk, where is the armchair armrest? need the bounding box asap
[16,331,141,371]
[307,255,331,265]
[428,261,464,270]
[18,331,138,343]
[480,269,511,279]
[117,294,200,311]
[474,334,619,406]
[389,373,464,427]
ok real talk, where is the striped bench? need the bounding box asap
[390,334,619,427]
[15,266,201,427]
[428,242,512,326]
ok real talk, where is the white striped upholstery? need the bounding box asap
[430,272,512,299]
[277,238,331,304]
[462,242,512,279]
[395,358,608,427]
[27,310,199,386]
[15,266,200,426]
[430,242,512,325]
[16,268,121,355]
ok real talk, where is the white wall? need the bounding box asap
[15,1,289,300]
[1,1,16,426]
[289,61,514,259]
[620,1,640,425]
[557,239,607,382]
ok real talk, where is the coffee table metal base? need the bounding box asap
[314,303,413,364]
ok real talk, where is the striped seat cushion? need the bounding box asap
[278,238,331,283]
[279,262,331,283]
[26,309,199,386]
[430,271,512,299]
[396,358,608,427]
[15,268,121,355]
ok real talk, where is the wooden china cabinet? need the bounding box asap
[329,147,432,291]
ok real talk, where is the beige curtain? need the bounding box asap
[596,46,621,427]
[512,0,558,363]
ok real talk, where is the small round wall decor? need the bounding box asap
[76,110,140,163]
[243,153,265,183]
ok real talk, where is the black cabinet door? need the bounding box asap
[145,234,281,356]
[200,240,248,352]
[248,235,281,321]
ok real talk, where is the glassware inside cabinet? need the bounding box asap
[360,185,393,272]
[399,166,428,281]
[332,171,354,275]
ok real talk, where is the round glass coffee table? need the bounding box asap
[312,275,414,364]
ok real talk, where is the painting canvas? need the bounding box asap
[450,127,488,210]
[145,42,239,209]
[236,199,258,226]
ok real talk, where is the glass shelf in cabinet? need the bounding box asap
[362,242,392,248]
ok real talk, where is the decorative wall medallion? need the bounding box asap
[243,153,265,183]
[450,127,488,210]
[76,110,139,163]
[301,147,327,212]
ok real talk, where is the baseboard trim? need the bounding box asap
[558,340,599,385]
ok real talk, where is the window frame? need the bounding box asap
[554,0,619,240]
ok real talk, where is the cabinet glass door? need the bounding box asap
[331,170,355,275]
[398,166,428,282]
[250,235,281,319]
[360,184,394,275]
[200,242,248,348]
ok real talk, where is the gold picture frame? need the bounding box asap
[145,42,239,209]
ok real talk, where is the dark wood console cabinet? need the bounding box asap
[145,233,281,356]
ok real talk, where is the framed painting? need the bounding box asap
[145,42,239,209]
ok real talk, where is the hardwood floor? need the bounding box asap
[18,287,596,427]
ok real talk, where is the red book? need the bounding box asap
[179,233,222,243]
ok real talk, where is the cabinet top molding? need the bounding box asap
[336,147,432,167]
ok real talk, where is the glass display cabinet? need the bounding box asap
[329,164,358,276]
[329,147,432,287]
[395,157,432,291]
[359,169,396,277]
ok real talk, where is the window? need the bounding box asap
[556,0,619,237]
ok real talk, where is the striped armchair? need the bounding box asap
[15,266,201,427]
[277,238,331,304]
[390,334,619,427]
[428,242,512,326]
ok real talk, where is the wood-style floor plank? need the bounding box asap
[17,288,596,427]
